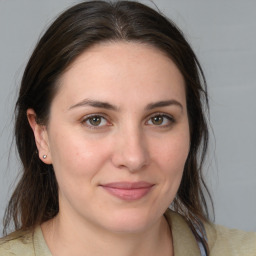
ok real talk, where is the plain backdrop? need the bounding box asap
[0,0,255,233]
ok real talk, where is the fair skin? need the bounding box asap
[27,42,190,256]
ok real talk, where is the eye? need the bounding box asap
[146,113,174,127]
[82,115,110,128]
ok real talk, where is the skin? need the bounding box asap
[27,42,190,256]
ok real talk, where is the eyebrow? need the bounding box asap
[69,99,183,111]
[145,100,183,111]
[69,99,118,111]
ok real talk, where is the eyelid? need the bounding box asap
[145,112,175,126]
[80,112,175,129]
[80,113,112,129]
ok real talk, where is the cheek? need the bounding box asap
[152,129,190,192]
[155,131,190,170]
[48,130,111,186]
[48,136,112,210]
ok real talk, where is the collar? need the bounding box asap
[33,210,202,256]
[165,209,201,255]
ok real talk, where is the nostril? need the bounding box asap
[111,144,149,172]
[111,129,150,171]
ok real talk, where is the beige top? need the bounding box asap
[1,210,256,256]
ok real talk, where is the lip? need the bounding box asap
[100,182,154,201]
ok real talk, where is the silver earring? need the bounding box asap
[43,155,47,159]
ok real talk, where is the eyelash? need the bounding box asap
[81,114,111,129]
[81,112,175,129]
[145,112,175,127]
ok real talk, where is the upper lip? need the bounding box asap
[100,181,154,189]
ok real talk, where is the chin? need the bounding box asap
[100,208,160,234]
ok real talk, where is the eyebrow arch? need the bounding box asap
[69,99,119,111]
[69,99,183,112]
[145,100,183,111]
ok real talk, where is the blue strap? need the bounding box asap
[194,221,208,256]
[198,240,207,256]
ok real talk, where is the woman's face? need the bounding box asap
[38,42,190,233]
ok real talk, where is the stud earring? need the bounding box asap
[43,155,47,159]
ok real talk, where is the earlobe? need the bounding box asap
[27,109,52,164]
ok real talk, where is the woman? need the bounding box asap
[0,1,255,255]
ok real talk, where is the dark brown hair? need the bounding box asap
[4,0,213,251]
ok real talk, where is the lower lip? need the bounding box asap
[101,186,153,201]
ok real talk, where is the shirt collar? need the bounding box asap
[165,209,201,255]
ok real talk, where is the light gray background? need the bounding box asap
[0,0,255,233]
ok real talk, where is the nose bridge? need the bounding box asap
[112,124,149,172]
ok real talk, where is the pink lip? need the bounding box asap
[100,182,154,201]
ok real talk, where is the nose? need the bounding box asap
[111,127,150,172]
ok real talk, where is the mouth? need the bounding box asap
[100,182,154,201]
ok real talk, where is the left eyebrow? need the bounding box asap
[145,100,183,111]
[68,99,119,111]
[68,98,183,112]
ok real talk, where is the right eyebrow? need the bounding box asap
[145,100,183,112]
[68,99,119,111]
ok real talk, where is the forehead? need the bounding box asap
[54,41,186,109]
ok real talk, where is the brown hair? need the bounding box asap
[4,0,213,251]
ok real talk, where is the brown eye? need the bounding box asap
[151,116,164,125]
[147,114,174,127]
[82,115,109,128]
[88,116,102,126]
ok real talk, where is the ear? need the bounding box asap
[27,109,52,164]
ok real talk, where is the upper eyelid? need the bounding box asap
[80,113,110,125]
[145,113,176,127]
[80,114,111,130]
[146,112,175,120]
[80,111,175,125]
[81,112,109,121]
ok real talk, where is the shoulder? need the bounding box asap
[0,229,35,256]
[205,222,256,256]
[165,209,256,256]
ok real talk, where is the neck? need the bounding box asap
[41,212,173,256]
